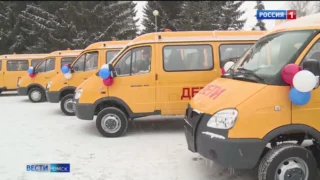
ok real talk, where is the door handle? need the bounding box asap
[45,77,50,79]
[84,78,88,80]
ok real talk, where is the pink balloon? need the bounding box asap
[281,64,302,85]
[29,73,36,78]
[103,77,114,86]
[221,68,225,75]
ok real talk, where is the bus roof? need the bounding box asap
[269,13,320,34]
[0,53,48,60]
[85,40,130,50]
[47,49,83,57]
[127,31,266,46]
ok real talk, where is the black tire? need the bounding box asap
[96,107,128,138]
[0,90,2,94]
[60,94,75,116]
[28,87,46,103]
[258,143,319,180]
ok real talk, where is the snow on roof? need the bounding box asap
[0,54,48,60]
[48,49,83,57]
[272,13,320,32]
[84,40,130,51]
[128,31,266,46]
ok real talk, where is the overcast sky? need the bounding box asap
[134,1,289,31]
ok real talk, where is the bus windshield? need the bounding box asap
[229,30,317,84]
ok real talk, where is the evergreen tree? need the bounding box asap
[219,1,246,30]
[18,2,76,53]
[141,1,161,34]
[141,1,183,34]
[177,1,226,31]
[252,1,266,30]
[111,1,139,40]
[156,1,183,31]
[0,1,29,54]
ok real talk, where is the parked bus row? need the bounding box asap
[4,13,320,179]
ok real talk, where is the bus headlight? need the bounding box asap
[207,109,238,129]
[46,81,52,89]
[74,89,82,100]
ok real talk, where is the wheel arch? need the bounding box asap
[263,124,320,143]
[59,86,76,100]
[27,83,45,93]
[93,96,161,119]
[93,97,132,118]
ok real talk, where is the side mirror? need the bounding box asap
[67,64,75,73]
[302,59,320,89]
[108,64,117,77]
[30,66,36,74]
[95,64,118,77]
[302,59,320,76]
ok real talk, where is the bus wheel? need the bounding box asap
[96,107,128,138]
[60,94,75,116]
[258,143,318,180]
[28,88,45,103]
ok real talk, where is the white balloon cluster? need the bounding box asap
[292,70,317,92]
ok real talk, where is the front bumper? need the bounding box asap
[73,99,95,120]
[17,87,28,96]
[184,105,267,169]
[46,91,60,103]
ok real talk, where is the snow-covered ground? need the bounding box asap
[0,92,257,180]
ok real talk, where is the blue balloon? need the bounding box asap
[27,67,33,74]
[289,87,311,106]
[99,68,111,79]
[61,65,70,74]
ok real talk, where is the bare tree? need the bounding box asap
[287,1,319,18]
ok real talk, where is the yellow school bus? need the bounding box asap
[72,30,265,137]
[46,40,129,116]
[17,49,82,102]
[184,13,320,180]
[0,53,47,93]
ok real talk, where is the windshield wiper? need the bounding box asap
[235,67,265,82]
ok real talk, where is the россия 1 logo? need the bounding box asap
[257,10,296,20]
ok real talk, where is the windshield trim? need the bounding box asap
[226,30,319,85]
[35,57,53,69]
[108,45,129,65]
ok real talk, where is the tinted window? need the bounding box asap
[163,45,213,71]
[6,60,29,71]
[37,58,55,73]
[31,59,43,67]
[301,39,320,73]
[72,54,85,72]
[45,58,55,72]
[37,60,46,73]
[114,46,151,76]
[219,44,253,68]
[84,52,98,71]
[61,57,75,68]
[106,50,120,63]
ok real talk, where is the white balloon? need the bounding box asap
[223,61,235,72]
[101,64,109,69]
[64,72,72,80]
[293,70,317,92]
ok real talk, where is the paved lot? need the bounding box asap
[0,92,257,180]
